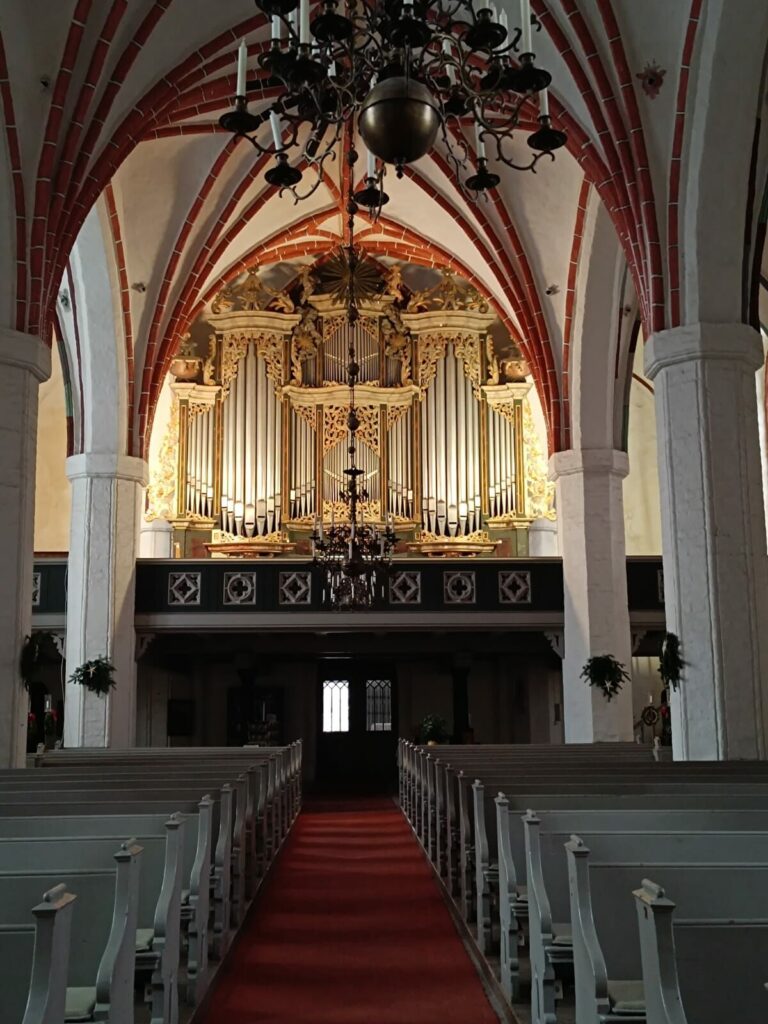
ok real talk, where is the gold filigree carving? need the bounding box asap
[219,332,286,393]
[145,398,178,522]
[491,401,517,427]
[417,333,447,395]
[213,268,295,314]
[323,404,379,454]
[221,334,248,391]
[322,499,381,523]
[452,334,482,396]
[293,404,317,431]
[387,404,409,430]
[188,400,214,420]
[409,269,489,313]
[523,398,556,521]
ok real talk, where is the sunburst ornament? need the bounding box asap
[324,246,381,309]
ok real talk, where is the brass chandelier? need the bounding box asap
[220,0,566,207]
[310,168,397,609]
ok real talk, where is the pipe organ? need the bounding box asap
[164,265,553,557]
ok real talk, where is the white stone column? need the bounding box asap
[549,449,634,742]
[64,453,148,748]
[0,329,51,766]
[645,323,768,760]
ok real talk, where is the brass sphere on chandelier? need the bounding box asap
[358,77,441,175]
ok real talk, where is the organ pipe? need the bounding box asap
[420,348,482,537]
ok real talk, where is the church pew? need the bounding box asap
[0,841,142,1024]
[29,745,302,861]
[0,802,214,1006]
[17,757,271,876]
[523,815,768,1024]
[493,799,768,1003]
[0,883,76,1024]
[32,742,303,837]
[0,765,264,895]
[0,820,185,1024]
[461,769,768,933]
[567,839,768,1024]
[0,787,236,961]
[468,771,768,941]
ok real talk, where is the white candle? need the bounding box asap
[520,0,532,52]
[367,149,376,179]
[236,39,247,97]
[270,111,283,150]
[539,87,549,118]
[442,38,456,84]
[329,60,337,78]
[300,0,310,45]
[272,15,281,41]
[499,8,509,31]
[475,119,486,160]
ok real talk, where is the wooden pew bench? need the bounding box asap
[0,787,237,962]
[0,805,213,1006]
[0,841,142,1024]
[524,816,768,1024]
[0,883,76,1024]
[0,823,185,1024]
[568,839,768,1024]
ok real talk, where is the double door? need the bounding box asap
[316,662,398,792]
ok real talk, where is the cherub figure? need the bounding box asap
[297,265,317,304]
[384,264,407,304]
[486,335,500,385]
[382,316,413,386]
[202,334,217,385]
[290,311,321,385]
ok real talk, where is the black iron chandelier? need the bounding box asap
[220,0,566,207]
[310,172,397,609]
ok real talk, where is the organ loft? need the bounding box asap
[151,259,553,562]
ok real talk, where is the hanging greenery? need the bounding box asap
[659,632,685,691]
[580,655,630,702]
[420,714,449,744]
[20,632,55,691]
[69,657,116,697]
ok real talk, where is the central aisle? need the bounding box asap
[201,797,500,1023]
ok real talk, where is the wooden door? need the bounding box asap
[316,662,398,792]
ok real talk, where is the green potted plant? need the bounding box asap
[659,632,684,691]
[580,654,630,702]
[420,714,449,745]
[69,656,116,697]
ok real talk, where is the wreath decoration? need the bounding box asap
[580,654,630,702]
[69,657,116,697]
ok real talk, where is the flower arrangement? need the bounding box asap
[69,657,116,697]
[659,632,684,691]
[27,711,36,731]
[44,708,58,736]
[580,654,630,702]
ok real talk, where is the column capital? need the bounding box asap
[645,322,763,380]
[66,452,148,487]
[0,328,51,383]
[548,448,629,482]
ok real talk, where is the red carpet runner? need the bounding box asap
[201,797,500,1023]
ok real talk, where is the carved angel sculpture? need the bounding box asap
[290,311,321,385]
[486,335,500,385]
[382,315,412,386]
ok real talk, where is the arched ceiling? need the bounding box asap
[2,0,765,457]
